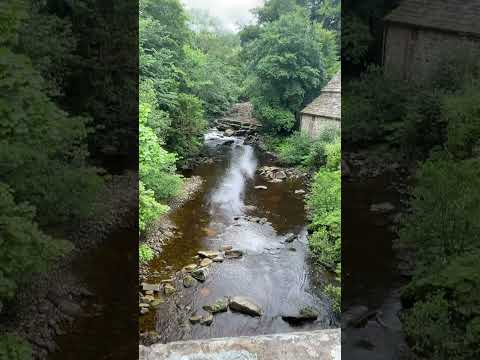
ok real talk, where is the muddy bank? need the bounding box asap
[0,172,137,359]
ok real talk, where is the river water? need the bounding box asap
[140,130,336,341]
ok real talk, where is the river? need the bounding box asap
[140,130,336,342]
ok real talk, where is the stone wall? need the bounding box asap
[140,329,340,360]
[384,24,480,82]
[300,114,340,139]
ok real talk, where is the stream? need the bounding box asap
[140,130,336,342]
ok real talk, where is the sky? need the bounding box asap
[182,0,264,32]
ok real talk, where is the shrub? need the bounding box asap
[139,244,155,263]
[325,263,341,314]
[139,181,168,233]
[398,156,480,266]
[443,85,480,159]
[277,132,312,166]
[0,334,32,360]
[306,169,341,268]
[252,99,296,135]
[402,251,480,360]
[0,183,71,301]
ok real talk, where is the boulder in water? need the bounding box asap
[284,233,297,243]
[200,313,214,326]
[203,298,229,314]
[282,307,318,324]
[225,249,243,259]
[255,185,268,190]
[198,250,220,259]
[191,267,209,282]
[163,284,176,296]
[200,258,213,267]
[183,275,197,288]
[229,296,262,316]
[224,129,235,137]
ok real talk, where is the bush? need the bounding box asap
[277,132,312,165]
[402,251,480,360]
[306,169,341,268]
[139,181,168,233]
[252,99,296,135]
[139,244,155,263]
[325,264,341,314]
[398,156,480,266]
[443,85,480,159]
[0,334,32,360]
[342,66,410,145]
[0,183,71,301]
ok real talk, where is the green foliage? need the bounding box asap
[139,182,168,233]
[306,169,341,268]
[276,128,340,169]
[0,183,71,301]
[0,47,104,224]
[167,93,207,160]
[402,251,480,360]
[443,85,480,159]
[242,3,338,135]
[139,244,155,264]
[343,66,410,145]
[0,334,32,360]
[325,264,341,314]
[399,156,480,266]
[341,14,372,65]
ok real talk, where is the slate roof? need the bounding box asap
[300,72,341,120]
[384,0,480,36]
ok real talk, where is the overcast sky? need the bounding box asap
[182,0,263,32]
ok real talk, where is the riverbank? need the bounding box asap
[0,172,137,359]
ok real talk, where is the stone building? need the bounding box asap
[383,0,480,82]
[300,72,341,138]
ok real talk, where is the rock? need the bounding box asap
[229,296,262,316]
[284,233,297,243]
[142,283,161,292]
[189,314,202,324]
[295,189,306,195]
[164,284,176,296]
[269,179,283,183]
[288,247,297,252]
[142,295,155,303]
[222,245,233,251]
[203,298,229,313]
[200,258,213,267]
[259,218,268,224]
[191,267,209,282]
[224,129,235,137]
[139,303,150,308]
[222,139,235,145]
[212,256,224,263]
[342,305,369,328]
[150,299,164,308]
[200,313,214,326]
[183,264,197,272]
[282,307,318,324]
[243,205,257,212]
[274,170,287,179]
[370,202,396,214]
[140,308,149,315]
[183,275,197,288]
[225,249,243,259]
[56,300,84,317]
[198,250,220,259]
[145,290,154,296]
[255,185,268,190]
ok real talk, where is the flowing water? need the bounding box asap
[140,130,335,341]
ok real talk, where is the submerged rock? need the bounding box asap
[284,233,297,243]
[198,250,220,259]
[229,296,262,316]
[203,298,229,314]
[183,275,197,288]
[199,258,213,267]
[224,249,243,259]
[282,307,318,324]
[189,314,202,324]
[212,256,224,263]
[191,267,209,282]
[142,283,161,292]
[200,313,214,326]
[164,284,176,296]
[221,245,233,251]
[183,264,197,272]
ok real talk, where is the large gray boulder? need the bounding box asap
[229,296,262,317]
